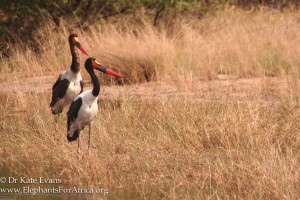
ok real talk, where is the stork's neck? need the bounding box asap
[88,69,100,97]
[70,44,80,73]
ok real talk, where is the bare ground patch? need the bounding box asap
[0,73,298,106]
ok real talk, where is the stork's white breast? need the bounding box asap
[76,90,99,125]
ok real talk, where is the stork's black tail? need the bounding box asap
[67,130,80,141]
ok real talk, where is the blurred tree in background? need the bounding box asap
[0,0,299,56]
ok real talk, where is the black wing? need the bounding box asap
[80,80,84,94]
[67,97,82,132]
[52,74,62,90]
[50,78,70,107]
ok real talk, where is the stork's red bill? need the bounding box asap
[72,36,89,56]
[92,60,121,78]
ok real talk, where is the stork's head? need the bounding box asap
[85,57,121,77]
[68,33,89,56]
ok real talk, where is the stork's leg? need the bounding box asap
[54,115,58,131]
[88,123,91,154]
[57,112,60,128]
[54,113,60,138]
[55,102,62,131]
[77,136,80,154]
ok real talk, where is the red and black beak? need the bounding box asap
[72,37,88,56]
[74,42,88,56]
[92,61,121,77]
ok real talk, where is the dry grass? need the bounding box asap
[1,91,300,199]
[1,8,300,200]
[1,9,299,84]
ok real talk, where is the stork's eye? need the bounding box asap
[72,37,79,44]
[92,60,101,68]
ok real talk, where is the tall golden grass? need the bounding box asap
[1,9,299,84]
[1,91,300,199]
[1,8,300,199]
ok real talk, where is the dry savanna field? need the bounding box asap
[1,8,300,199]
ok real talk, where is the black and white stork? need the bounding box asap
[50,33,88,115]
[67,57,121,152]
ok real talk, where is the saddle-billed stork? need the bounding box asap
[67,57,121,152]
[50,33,88,115]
